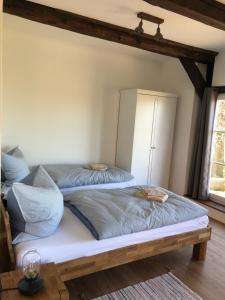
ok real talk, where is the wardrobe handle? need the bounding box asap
[151,147,156,149]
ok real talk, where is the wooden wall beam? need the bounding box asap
[143,0,225,31]
[206,61,215,87]
[214,86,225,94]
[3,0,217,64]
[180,58,206,99]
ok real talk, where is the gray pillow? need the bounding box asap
[1,147,23,182]
[7,166,64,244]
[1,147,30,186]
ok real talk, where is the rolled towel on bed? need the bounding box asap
[135,188,168,202]
[87,163,108,171]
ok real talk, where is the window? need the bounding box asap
[209,95,225,205]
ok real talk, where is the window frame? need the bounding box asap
[209,192,225,205]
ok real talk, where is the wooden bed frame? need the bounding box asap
[0,198,211,282]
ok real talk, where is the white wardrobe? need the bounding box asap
[116,89,177,188]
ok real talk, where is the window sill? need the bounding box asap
[198,199,225,213]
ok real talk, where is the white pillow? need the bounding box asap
[7,166,64,244]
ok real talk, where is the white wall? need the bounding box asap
[2,15,199,196]
[161,60,196,195]
[2,15,162,166]
[213,50,225,86]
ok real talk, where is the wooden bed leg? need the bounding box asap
[192,241,207,261]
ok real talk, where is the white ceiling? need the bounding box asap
[31,0,225,52]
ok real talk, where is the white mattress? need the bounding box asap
[60,178,137,195]
[15,207,209,267]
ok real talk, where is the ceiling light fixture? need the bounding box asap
[154,24,163,40]
[135,18,144,34]
[135,12,164,39]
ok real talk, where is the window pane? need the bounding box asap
[209,163,225,196]
[211,132,225,164]
[209,99,225,199]
[210,163,225,179]
[214,100,225,131]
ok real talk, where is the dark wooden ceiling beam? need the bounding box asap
[180,58,207,99]
[3,0,217,64]
[143,0,225,31]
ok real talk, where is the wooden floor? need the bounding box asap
[66,219,225,300]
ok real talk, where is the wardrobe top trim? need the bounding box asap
[120,89,178,99]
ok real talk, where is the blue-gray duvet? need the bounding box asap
[43,164,134,189]
[64,186,208,240]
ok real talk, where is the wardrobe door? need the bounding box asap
[149,96,177,188]
[132,94,155,185]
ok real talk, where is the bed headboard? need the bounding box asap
[0,198,16,269]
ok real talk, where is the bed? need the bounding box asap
[59,179,136,195]
[43,164,135,193]
[15,207,209,266]
[1,178,137,198]
[1,164,136,197]
[1,186,211,282]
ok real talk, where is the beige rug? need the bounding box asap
[93,273,203,300]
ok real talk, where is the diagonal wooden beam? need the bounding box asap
[143,0,225,31]
[3,0,217,64]
[180,58,206,99]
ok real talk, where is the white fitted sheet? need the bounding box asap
[60,179,137,195]
[15,207,209,267]
[1,179,137,198]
